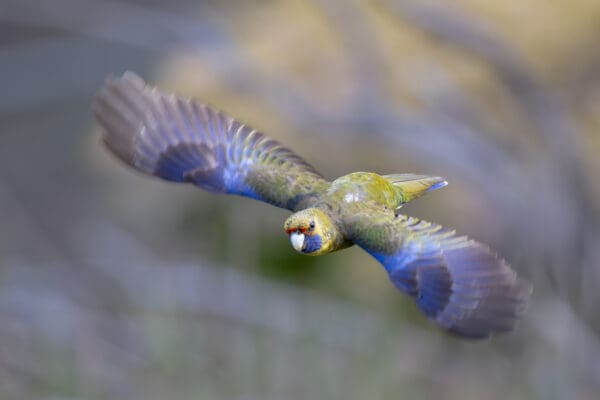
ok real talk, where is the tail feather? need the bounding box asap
[383,174,448,205]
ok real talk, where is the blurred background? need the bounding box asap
[1,0,600,398]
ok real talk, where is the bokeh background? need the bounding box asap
[2,0,600,399]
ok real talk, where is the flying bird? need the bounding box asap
[93,71,530,339]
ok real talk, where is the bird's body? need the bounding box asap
[327,172,403,209]
[93,72,531,339]
[283,172,447,255]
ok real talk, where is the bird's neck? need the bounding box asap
[314,204,352,253]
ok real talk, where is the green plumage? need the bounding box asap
[94,72,530,339]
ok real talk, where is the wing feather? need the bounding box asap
[346,205,531,338]
[93,71,328,211]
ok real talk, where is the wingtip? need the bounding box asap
[430,242,532,339]
[121,70,147,89]
[92,71,151,169]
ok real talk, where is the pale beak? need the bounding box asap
[290,232,305,252]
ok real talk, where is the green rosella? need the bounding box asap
[93,72,530,339]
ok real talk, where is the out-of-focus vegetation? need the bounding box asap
[1,0,600,399]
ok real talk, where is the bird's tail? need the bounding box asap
[383,174,447,205]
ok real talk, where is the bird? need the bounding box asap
[93,71,531,339]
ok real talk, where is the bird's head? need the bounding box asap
[284,208,338,256]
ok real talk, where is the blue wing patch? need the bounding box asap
[355,215,530,339]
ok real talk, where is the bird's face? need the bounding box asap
[284,208,336,256]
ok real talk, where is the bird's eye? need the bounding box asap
[309,221,315,230]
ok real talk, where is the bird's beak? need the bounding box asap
[290,231,305,252]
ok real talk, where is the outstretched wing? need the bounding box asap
[93,71,328,211]
[346,204,531,338]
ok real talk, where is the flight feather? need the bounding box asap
[92,71,328,211]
